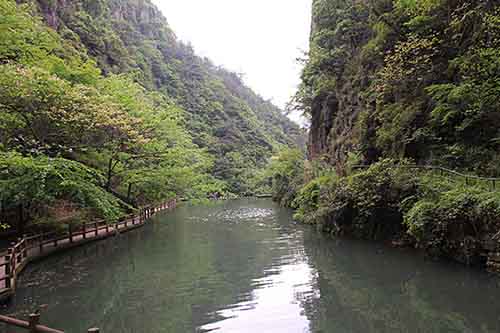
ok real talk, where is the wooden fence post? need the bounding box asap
[95,222,99,237]
[22,237,28,258]
[83,223,87,240]
[10,243,16,272]
[5,250,11,289]
[69,225,73,244]
[28,313,40,333]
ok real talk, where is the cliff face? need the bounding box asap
[305,0,377,171]
[302,0,500,175]
[27,0,303,192]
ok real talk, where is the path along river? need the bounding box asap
[1,198,500,332]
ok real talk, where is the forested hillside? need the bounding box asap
[28,0,303,193]
[269,0,500,271]
[0,0,300,232]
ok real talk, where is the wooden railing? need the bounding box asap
[352,165,499,191]
[0,199,177,332]
[0,313,64,333]
[0,312,100,332]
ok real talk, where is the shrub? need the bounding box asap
[317,159,420,239]
[404,187,500,264]
[265,149,305,207]
[292,172,337,224]
[0,153,127,230]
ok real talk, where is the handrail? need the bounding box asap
[352,164,499,189]
[0,314,64,333]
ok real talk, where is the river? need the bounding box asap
[1,199,500,332]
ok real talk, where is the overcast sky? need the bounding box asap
[151,0,312,124]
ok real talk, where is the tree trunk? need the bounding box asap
[127,183,133,202]
[106,157,113,190]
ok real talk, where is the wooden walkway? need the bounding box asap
[0,199,176,303]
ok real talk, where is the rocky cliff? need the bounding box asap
[301,0,500,175]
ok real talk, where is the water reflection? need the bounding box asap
[1,199,500,333]
[301,232,500,333]
[201,262,315,333]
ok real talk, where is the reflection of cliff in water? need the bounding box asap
[4,200,500,333]
[300,230,500,333]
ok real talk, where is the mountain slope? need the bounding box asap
[28,0,302,192]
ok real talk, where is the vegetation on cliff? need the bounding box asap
[296,0,499,175]
[269,0,500,269]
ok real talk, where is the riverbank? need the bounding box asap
[0,199,176,303]
[3,198,500,332]
[267,154,500,273]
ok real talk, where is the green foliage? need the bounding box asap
[0,0,59,65]
[0,64,143,156]
[281,155,500,264]
[263,149,305,207]
[404,186,500,262]
[27,0,302,193]
[298,0,499,176]
[0,0,238,231]
[0,0,299,232]
[315,159,420,239]
[0,152,126,226]
[425,44,500,174]
[394,0,443,15]
[288,0,500,268]
[292,173,337,224]
[0,0,100,83]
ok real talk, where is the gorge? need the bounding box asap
[0,0,500,332]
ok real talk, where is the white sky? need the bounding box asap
[151,0,312,124]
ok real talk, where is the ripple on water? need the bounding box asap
[4,199,500,333]
[211,207,275,223]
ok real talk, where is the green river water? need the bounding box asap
[1,198,500,332]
